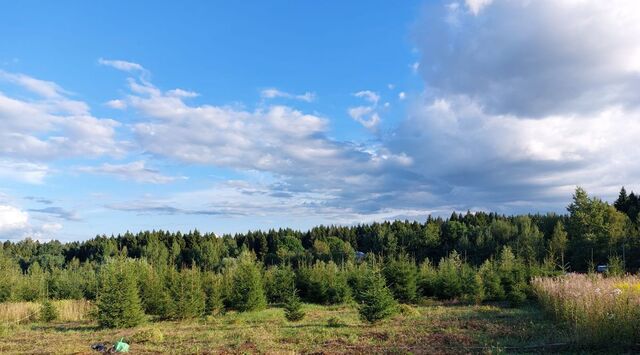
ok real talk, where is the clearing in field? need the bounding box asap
[0,301,568,354]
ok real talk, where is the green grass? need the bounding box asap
[0,301,569,354]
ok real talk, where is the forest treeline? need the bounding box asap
[0,187,638,319]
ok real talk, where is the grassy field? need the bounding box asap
[0,301,571,354]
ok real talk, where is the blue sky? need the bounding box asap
[2,0,640,241]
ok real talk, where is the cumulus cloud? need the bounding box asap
[77,161,185,184]
[0,205,29,236]
[416,0,640,117]
[391,0,640,211]
[0,71,125,161]
[261,88,316,102]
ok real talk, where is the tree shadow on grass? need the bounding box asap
[31,322,100,332]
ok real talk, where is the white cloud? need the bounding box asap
[77,161,184,184]
[260,88,316,102]
[465,0,493,15]
[416,0,640,117]
[106,99,127,109]
[98,58,146,72]
[354,90,380,105]
[385,0,640,211]
[349,90,382,130]
[0,205,29,236]
[0,160,49,184]
[0,71,125,161]
[398,92,406,100]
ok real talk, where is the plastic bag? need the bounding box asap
[114,338,129,352]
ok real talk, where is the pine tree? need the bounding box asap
[202,271,224,315]
[284,290,305,322]
[96,258,145,328]
[358,270,397,323]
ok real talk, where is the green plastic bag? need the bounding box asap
[114,338,129,353]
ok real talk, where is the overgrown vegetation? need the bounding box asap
[533,274,640,347]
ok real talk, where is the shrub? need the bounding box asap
[131,327,164,343]
[358,269,397,323]
[39,299,58,322]
[283,290,305,322]
[95,258,146,328]
[398,303,420,317]
[224,252,267,312]
[383,255,417,303]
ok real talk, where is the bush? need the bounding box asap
[383,255,417,303]
[131,327,164,343]
[96,258,146,328]
[39,299,58,322]
[224,252,267,312]
[358,270,397,323]
[284,290,305,322]
[398,303,420,317]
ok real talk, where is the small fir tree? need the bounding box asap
[383,255,417,303]
[224,252,267,312]
[40,299,58,322]
[284,290,305,322]
[96,258,145,328]
[358,270,397,323]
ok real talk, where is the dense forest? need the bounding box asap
[0,187,639,326]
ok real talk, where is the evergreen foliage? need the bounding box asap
[283,290,305,322]
[357,269,397,323]
[40,299,58,322]
[224,252,267,312]
[96,258,145,328]
[383,255,417,303]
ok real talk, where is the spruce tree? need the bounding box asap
[358,270,397,323]
[383,255,417,303]
[284,290,305,322]
[224,252,267,312]
[40,299,58,322]
[96,258,145,328]
[167,267,206,319]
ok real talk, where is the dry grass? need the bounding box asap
[0,300,94,324]
[532,273,640,347]
[0,302,567,354]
